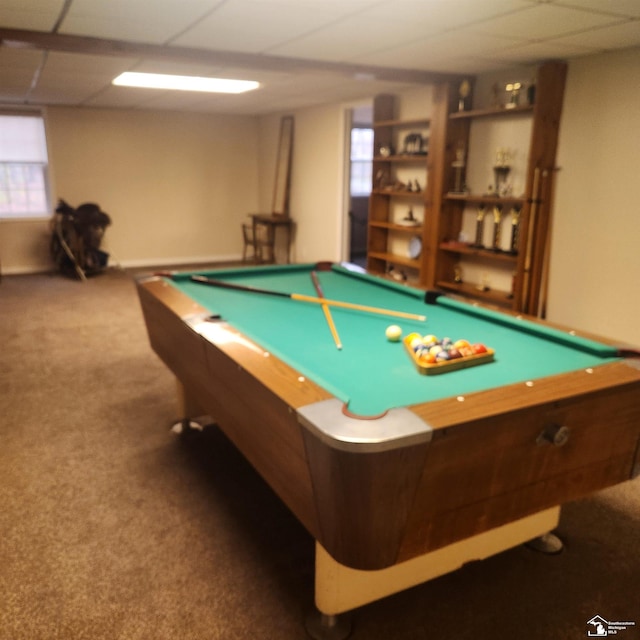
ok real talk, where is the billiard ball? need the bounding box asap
[472,343,488,354]
[385,325,403,341]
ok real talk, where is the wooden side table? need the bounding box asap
[250,214,293,264]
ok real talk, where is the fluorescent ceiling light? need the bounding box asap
[112,72,260,94]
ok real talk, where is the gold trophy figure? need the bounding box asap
[458,80,471,112]
[509,206,522,254]
[474,204,487,248]
[451,143,467,194]
[492,205,504,252]
[505,82,522,109]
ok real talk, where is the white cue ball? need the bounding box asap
[385,325,402,342]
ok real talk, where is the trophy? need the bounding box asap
[458,80,471,112]
[473,204,487,248]
[505,82,522,109]
[509,206,522,254]
[492,205,503,252]
[493,148,513,196]
[451,143,467,194]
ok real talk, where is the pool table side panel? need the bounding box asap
[136,279,326,540]
[408,361,640,429]
[301,431,430,570]
[199,343,322,537]
[137,282,212,400]
[396,380,640,562]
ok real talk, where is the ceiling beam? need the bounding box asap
[0,27,465,85]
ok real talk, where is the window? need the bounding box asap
[350,127,373,196]
[0,113,51,218]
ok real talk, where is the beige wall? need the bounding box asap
[1,106,260,272]
[547,48,640,345]
[2,49,638,348]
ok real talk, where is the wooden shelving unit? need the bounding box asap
[366,94,430,284]
[365,62,566,311]
[423,61,567,314]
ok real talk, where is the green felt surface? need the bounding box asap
[169,263,620,417]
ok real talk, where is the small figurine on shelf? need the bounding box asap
[509,206,522,254]
[493,147,513,196]
[375,168,389,190]
[400,207,420,226]
[403,133,425,155]
[451,142,468,194]
[458,79,471,111]
[505,82,522,109]
[473,204,487,248]
[492,205,504,252]
[476,272,491,292]
[454,264,463,284]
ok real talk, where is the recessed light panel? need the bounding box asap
[112,72,260,94]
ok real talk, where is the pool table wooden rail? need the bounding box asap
[136,275,640,572]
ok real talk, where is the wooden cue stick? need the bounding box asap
[188,275,427,322]
[311,270,342,349]
[521,167,541,313]
[538,169,557,319]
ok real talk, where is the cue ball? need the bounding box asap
[385,325,402,341]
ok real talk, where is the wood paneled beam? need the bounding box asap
[0,27,464,85]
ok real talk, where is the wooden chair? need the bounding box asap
[242,218,277,263]
[241,222,259,262]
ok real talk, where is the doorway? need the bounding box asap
[346,105,373,267]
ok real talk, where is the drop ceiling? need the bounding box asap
[0,0,639,115]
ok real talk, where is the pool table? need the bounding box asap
[136,262,640,634]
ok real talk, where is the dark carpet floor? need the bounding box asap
[0,267,638,639]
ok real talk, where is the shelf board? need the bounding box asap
[374,154,428,163]
[374,118,430,128]
[437,280,513,308]
[370,220,424,233]
[372,189,425,199]
[369,251,421,269]
[445,193,525,206]
[449,105,533,120]
[439,241,518,263]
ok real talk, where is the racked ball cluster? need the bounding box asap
[403,332,494,375]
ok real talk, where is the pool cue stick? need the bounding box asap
[189,275,427,322]
[311,270,342,350]
[521,167,541,313]
[537,169,556,319]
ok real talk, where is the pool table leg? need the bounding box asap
[310,506,560,633]
[171,379,207,434]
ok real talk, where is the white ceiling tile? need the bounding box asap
[1,0,640,115]
[484,39,601,66]
[554,0,640,18]
[0,0,67,31]
[337,0,535,31]
[172,0,350,52]
[467,3,627,39]
[550,19,640,50]
[355,31,526,70]
[59,0,225,44]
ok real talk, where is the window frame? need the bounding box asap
[0,108,53,221]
